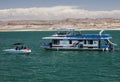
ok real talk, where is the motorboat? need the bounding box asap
[3,43,31,54]
[3,49,31,54]
[41,28,117,51]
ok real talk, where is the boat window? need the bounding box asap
[88,40,93,44]
[78,40,83,42]
[53,40,60,45]
[93,40,98,44]
[69,40,72,44]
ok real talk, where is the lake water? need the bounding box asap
[0,31,120,82]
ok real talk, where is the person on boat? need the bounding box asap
[15,46,19,50]
[109,44,113,50]
[24,46,27,49]
[23,46,29,50]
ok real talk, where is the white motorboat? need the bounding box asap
[3,48,31,54]
[3,43,31,54]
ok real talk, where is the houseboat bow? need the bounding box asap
[41,28,117,51]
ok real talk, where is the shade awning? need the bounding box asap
[13,43,24,45]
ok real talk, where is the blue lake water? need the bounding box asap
[0,31,120,82]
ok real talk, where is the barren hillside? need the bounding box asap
[0,18,120,31]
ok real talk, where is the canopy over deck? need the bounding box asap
[56,28,80,31]
[13,43,24,45]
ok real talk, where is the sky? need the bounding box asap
[0,0,120,20]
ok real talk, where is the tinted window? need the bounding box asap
[88,40,93,44]
[69,40,72,44]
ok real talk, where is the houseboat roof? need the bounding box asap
[42,34,112,40]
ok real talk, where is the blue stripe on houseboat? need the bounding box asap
[66,34,112,39]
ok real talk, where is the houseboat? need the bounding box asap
[41,28,117,51]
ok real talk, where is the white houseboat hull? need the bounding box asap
[41,46,112,51]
